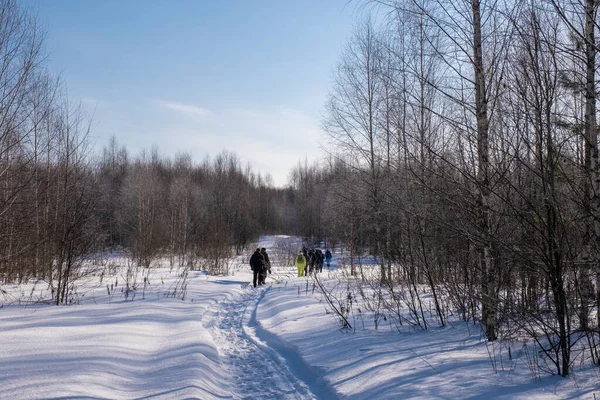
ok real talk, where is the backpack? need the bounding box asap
[296,254,304,264]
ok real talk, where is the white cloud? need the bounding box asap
[159,101,211,117]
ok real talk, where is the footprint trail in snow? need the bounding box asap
[210,286,315,400]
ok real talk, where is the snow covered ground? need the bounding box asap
[1,236,598,399]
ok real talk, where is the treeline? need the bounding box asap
[0,0,297,302]
[288,0,600,377]
[2,121,292,295]
[96,143,289,269]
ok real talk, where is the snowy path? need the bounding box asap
[208,285,323,400]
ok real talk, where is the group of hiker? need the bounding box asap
[249,245,334,286]
[294,246,332,277]
[249,247,271,288]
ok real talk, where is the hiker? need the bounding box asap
[249,248,265,288]
[307,248,316,275]
[325,249,332,269]
[302,246,309,276]
[315,249,324,273]
[295,251,306,277]
[259,247,271,285]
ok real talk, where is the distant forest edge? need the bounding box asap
[2,0,600,378]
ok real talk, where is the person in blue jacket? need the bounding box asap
[325,249,332,269]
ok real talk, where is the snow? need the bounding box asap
[0,236,598,399]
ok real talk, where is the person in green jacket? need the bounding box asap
[295,251,306,277]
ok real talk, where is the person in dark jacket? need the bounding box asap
[249,248,265,288]
[259,247,271,285]
[307,248,316,275]
[315,249,324,273]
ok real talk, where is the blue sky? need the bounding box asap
[25,0,359,186]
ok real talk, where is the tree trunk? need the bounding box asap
[472,0,496,341]
[584,0,599,331]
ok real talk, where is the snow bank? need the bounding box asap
[0,269,237,399]
[256,274,599,399]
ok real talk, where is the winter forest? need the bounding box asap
[2,0,600,398]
